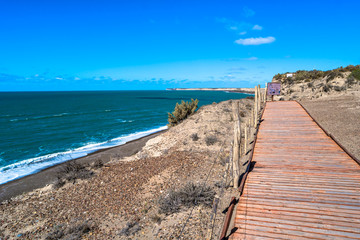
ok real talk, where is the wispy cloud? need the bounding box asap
[252,24,263,30]
[245,57,258,60]
[242,7,255,17]
[216,18,251,35]
[235,36,275,45]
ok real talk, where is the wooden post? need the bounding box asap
[264,83,268,103]
[257,84,261,111]
[226,143,232,187]
[206,196,219,240]
[253,86,258,128]
[232,101,241,188]
[244,125,248,155]
[251,108,254,128]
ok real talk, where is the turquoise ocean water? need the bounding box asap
[0,91,248,184]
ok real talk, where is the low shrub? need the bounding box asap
[190,133,199,141]
[158,182,215,214]
[54,161,94,188]
[333,85,346,92]
[167,99,199,127]
[274,73,282,80]
[346,75,356,86]
[92,159,104,169]
[46,222,94,240]
[205,135,218,146]
[273,65,360,86]
[119,221,141,237]
[325,70,344,82]
[350,69,360,81]
[322,84,331,92]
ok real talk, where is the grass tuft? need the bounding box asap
[158,182,215,214]
[205,135,218,146]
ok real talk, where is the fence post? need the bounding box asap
[257,84,261,110]
[232,101,241,188]
[244,125,248,155]
[253,86,258,128]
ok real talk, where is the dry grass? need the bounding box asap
[158,182,215,214]
[205,135,218,146]
[53,161,94,189]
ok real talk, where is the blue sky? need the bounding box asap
[0,0,359,91]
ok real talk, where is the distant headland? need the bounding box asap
[166,88,255,94]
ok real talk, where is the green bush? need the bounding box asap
[274,73,282,80]
[295,70,324,82]
[325,70,344,82]
[274,65,360,84]
[350,69,360,80]
[167,99,199,126]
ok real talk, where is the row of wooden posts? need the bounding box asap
[231,84,267,188]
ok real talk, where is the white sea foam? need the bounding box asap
[117,119,134,123]
[0,125,167,185]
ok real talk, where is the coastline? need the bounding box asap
[166,87,255,94]
[0,125,168,185]
[0,130,166,202]
[1,92,358,239]
[0,98,252,239]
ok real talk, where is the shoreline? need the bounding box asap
[166,87,255,94]
[0,130,166,202]
[0,126,167,185]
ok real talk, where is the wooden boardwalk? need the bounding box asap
[232,101,360,239]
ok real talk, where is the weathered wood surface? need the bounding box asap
[232,101,360,240]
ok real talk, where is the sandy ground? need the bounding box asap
[0,98,254,240]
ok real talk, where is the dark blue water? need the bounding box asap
[0,90,249,184]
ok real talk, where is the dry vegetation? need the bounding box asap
[272,65,360,100]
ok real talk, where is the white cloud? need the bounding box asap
[252,24,263,30]
[235,36,275,45]
[239,31,247,35]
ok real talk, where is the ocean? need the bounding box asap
[0,90,249,184]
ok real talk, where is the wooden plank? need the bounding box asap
[232,101,360,240]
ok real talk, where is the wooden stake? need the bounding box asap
[244,125,248,155]
[232,101,241,188]
[253,86,258,128]
[257,84,261,111]
[264,83,268,103]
